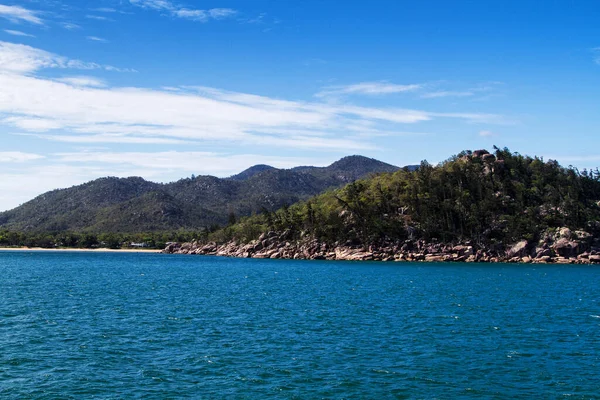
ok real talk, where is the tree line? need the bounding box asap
[210,147,600,247]
[0,230,208,249]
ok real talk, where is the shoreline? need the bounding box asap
[163,230,600,265]
[0,247,161,253]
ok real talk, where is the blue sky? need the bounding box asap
[0,0,599,211]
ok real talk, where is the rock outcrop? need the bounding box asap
[163,227,600,264]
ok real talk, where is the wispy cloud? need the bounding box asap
[0,151,44,162]
[0,4,43,25]
[244,13,267,24]
[3,29,35,37]
[421,83,502,100]
[3,116,63,131]
[19,133,188,145]
[316,81,422,98]
[61,22,81,30]
[479,130,494,137]
[129,0,236,22]
[86,36,108,43]
[55,76,106,87]
[85,15,113,21]
[421,90,474,99]
[0,41,130,73]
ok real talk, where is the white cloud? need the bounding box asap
[0,151,43,162]
[208,8,237,19]
[0,41,130,73]
[4,29,35,38]
[172,9,209,21]
[0,4,43,25]
[0,41,506,152]
[594,47,600,65]
[20,133,189,145]
[0,41,65,73]
[0,42,508,166]
[430,112,510,125]
[85,15,113,21]
[3,116,63,131]
[316,81,422,98]
[61,22,81,30]
[421,90,474,99]
[479,130,494,137]
[130,0,236,22]
[86,36,108,43]
[55,76,106,87]
[421,82,502,100]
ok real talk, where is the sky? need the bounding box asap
[0,0,599,211]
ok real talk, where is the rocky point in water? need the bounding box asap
[163,226,600,264]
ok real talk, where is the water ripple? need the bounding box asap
[1,252,600,398]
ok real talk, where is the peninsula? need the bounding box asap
[163,148,600,264]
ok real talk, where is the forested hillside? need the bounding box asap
[0,155,399,234]
[208,148,600,251]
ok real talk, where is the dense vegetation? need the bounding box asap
[0,155,400,234]
[211,148,600,248]
[0,229,206,249]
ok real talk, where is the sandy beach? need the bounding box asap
[0,247,161,253]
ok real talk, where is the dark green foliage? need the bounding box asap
[214,149,600,247]
[0,156,398,233]
[228,164,276,181]
[0,229,204,249]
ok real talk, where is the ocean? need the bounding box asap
[1,251,599,398]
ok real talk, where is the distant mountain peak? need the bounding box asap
[328,155,392,168]
[228,164,276,181]
[0,155,401,233]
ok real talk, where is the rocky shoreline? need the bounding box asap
[163,227,600,264]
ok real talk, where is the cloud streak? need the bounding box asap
[0,41,132,73]
[61,22,81,30]
[0,4,43,25]
[0,151,43,162]
[85,15,113,21]
[129,0,236,22]
[54,76,106,87]
[86,36,108,43]
[316,81,422,98]
[421,90,474,99]
[4,29,35,37]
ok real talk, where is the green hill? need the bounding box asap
[208,148,600,252]
[0,155,399,233]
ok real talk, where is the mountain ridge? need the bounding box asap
[0,155,401,233]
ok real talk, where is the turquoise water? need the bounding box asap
[1,252,599,398]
